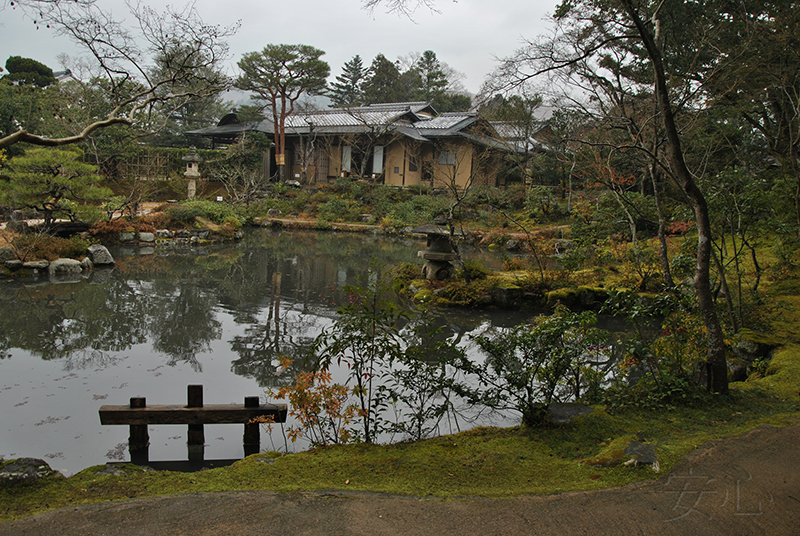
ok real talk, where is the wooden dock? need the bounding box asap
[99,385,287,465]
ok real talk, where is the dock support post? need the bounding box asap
[128,397,149,465]
[243,396,261,457]
[187,385,205,461]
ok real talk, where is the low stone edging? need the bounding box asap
[2,244,115,281]
[117,228,244,247]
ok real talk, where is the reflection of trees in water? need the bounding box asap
[0,270,222,369]
[62,349,125,371]
[0,336,10,360]
[210,232,346,385]
[0,230,496,376]
[148,281,222,371]
[0,279,151,361]
[107,253,234,369]
[229,272,329,387]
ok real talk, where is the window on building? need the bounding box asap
[341,145,352,172]
[438,150,457,166]
[372,145,384,175]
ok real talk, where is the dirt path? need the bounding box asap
[3,423,799,536]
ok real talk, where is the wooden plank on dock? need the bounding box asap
[99,403,287,425]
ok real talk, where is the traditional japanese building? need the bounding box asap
[186,102,532,189]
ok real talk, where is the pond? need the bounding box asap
[1,228,544,475]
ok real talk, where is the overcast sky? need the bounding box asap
[0,0,554,96]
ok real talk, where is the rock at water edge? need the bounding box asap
[87,244,115,266]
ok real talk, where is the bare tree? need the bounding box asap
[0,0,238,149]
[209,132,272,205]
[285,103,324,185]
[325,105,404,189]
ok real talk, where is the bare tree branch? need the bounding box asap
[0,0,239,149]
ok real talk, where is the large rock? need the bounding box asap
[548,403,594,424]
[23,260,49,271]
[0,458,61,486]
[49,258,83,275]
[622,440,660,472]
[585,436,659,472]
[87,244,115,266]
[4,259,22,271]
[491,284,523,307]
[0,246,15,263]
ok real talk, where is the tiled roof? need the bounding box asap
[186,121,263,137]
[413,113,478,136]
[186,102,528,154]
[284,109,412,130]
[489,121,550,151]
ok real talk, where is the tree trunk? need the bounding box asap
[712,246,739,333]
[623,0,728,393]
[650,150,675,288]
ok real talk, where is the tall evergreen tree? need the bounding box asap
[415,50,448,102]
[235,44,330,182]
[329,55,367,107]
[362,54,402,104]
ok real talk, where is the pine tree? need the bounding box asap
[235,44,330,182]
[361,54,402,104]
[329,55,367,107]
[415,50,448,102]
[1,147,111,227]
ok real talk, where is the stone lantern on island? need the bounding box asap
[414,224,461,280]
[182,147,203,200]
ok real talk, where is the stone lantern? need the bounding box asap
[182,147,203,200]
[414,224,461,280]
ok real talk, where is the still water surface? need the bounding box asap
[1,229,535,475]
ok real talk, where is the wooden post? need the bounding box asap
[187,385,205,461]
[128,397,149,465]
[243,396,260,457]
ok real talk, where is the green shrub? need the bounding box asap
[525,186,562,220]
[456,306,610,426]
[603,372,707,411]
[318,198,364,222]
[165,200,242,226]
[391,262,423,291]
[165,205,202,226]
[600,290,708,411]
[434,279,494,306]
[386,195,450,227]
